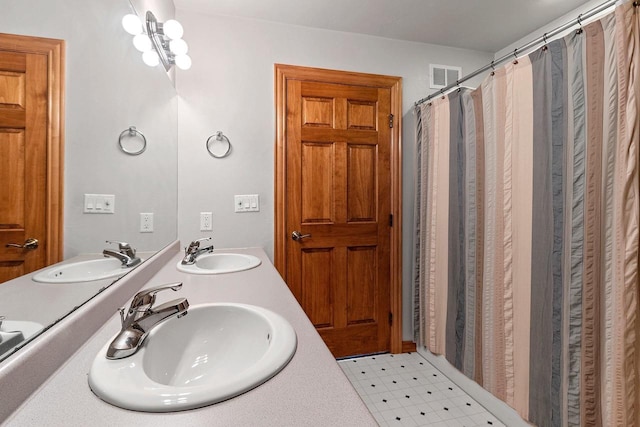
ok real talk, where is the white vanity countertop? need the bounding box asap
[4,248,376,427]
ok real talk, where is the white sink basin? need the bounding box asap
[176,253,261,275]
[89,303,297,412]
[32,258,139,283]
[0,320,44,356]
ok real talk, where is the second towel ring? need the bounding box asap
[118,126,147,155]
[206,131,232,158]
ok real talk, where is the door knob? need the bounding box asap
[6,238,39,250]
[291,231,311,241]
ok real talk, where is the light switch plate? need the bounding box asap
[84,194,115,214]
[234,195,260,213]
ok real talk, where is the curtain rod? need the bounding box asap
[414,0,621,106]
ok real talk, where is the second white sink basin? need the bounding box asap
[32,258,139,283]
[176,253,261,274]
[89,303,297,412]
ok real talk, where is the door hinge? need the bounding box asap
[389,214,393,227]
[388,114,394,128]
[389,312,393,326]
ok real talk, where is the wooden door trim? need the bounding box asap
[274,64,403,354]
[0,33,65,265]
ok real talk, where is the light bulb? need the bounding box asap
[163,19,184,40]
[122,14,142,35]
[133,34,152,52]
[169,39,188,55]
[174,54,192,70]
[142,50,160,67]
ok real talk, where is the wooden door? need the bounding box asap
[0,34,64,283]
[275,65,402,358]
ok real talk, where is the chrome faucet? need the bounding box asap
[103,240,142,268]
[181,237,214,265]
[106,282,189,359]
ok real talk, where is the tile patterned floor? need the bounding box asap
[338,352,505,427]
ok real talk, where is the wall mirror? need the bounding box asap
[0,0,178,362]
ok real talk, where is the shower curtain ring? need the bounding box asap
[542,33,549,51]
[490,60,495,76]
[576,14,583,34]
[513,49,519,64]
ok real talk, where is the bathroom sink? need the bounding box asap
[88,303,297,412]
[32,258,140,283]
[0,320,44,356]
[176,253,261,274]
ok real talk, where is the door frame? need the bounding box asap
[274,63,403,354]
[0,33,65,265]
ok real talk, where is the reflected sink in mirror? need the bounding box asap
[32,258,142,284]
[89,303,297,412]
[0,319,43,357]
[176,253,261,275]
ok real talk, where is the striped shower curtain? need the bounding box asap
[413,3,639,426]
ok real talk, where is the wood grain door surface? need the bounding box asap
[277,65,402,358]
[0,34,64,283]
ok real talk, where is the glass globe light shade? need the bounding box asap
[122,14,142,35]
[174,54,192,70]
[133,34,152,52]
[163,19,184,40]
[169,39,188,55]
[142,50,160,67]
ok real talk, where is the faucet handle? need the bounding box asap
[106,240,136,258]
[105,240,131,249]
[185,237,211,253]
[129,282,183,312]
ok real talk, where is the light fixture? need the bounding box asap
[132,33,152,52]
[122,14,143,35]
[121,11,192,71]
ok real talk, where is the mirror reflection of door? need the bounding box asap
[0,33,64,284]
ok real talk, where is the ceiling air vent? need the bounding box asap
[429,64,462,89]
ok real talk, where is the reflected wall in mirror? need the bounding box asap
[0,0,178,362]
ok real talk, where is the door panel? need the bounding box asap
[346,246,377,325]
[301,142,335,223]
[301,248,334,328]
[347,144,377,222]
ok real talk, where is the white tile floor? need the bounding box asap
[338,353,505,427]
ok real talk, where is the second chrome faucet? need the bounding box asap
[181,237,214,265]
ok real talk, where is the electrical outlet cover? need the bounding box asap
[140,213,154,233]
[200,212,213,231]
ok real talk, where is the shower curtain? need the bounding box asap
[413,3,639,426]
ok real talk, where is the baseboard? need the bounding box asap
[401,341,416,353]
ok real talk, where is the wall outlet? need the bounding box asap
[140,213,154,233]
[200,212,213,231]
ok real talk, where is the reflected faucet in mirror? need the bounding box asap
[103,241,142,268]
[106,282,188,359]
[181,237,214,265]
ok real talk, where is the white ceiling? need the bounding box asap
[173,0,594,53]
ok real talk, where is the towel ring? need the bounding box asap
[118,126,147,155]
[206,131,232,158]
